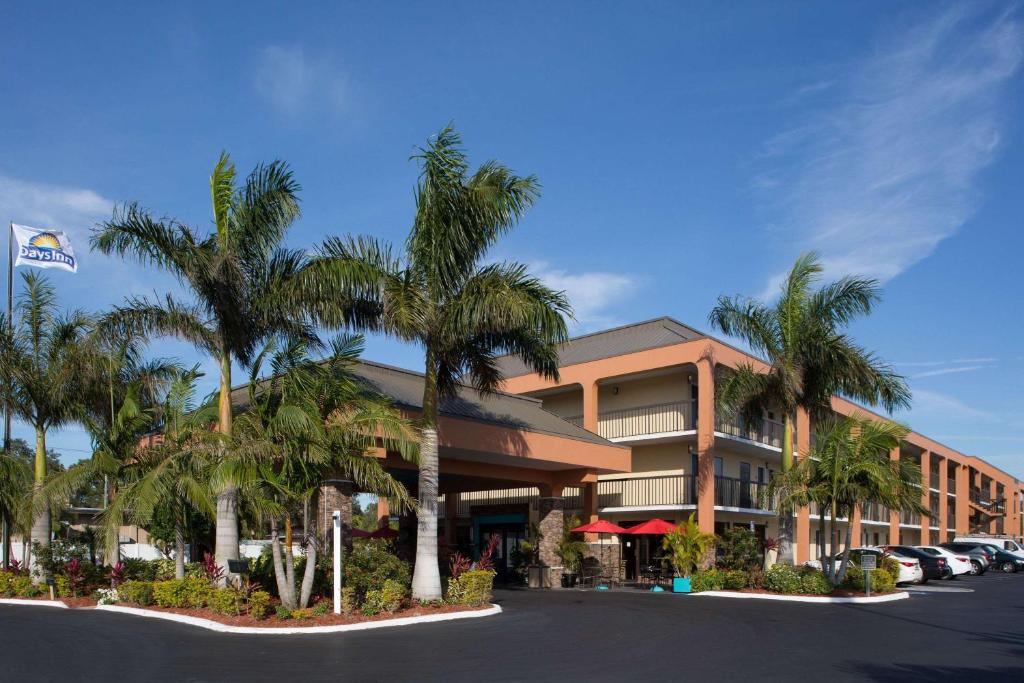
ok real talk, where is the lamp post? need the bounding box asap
[332,509,341,614]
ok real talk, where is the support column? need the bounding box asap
[850,504,863,549]
[377,497,390,528]
[444,493,459,547]
[937,457,948,542]
[695,358,715,536]
[955,465,970,535]
[581,482,599,543]
[889,447,901,544]
[795,407,811,564]
[582,382,599,433]
[320,479,353,550]
[920,450,931,546]
[538,484,565,588]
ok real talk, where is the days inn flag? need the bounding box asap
[12,224,78,273]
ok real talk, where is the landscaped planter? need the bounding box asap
[672,577,691,593]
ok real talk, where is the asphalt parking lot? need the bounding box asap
[2,573,1022,683]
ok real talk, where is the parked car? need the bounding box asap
[939,542,992,575]
[953,536,1024,562]
[806,547,923,585]
[916,546,971,578]
[883,545,950,581]
[977,544,1024,573]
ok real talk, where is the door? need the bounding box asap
[739,462,751,508]
[477,522,526,582]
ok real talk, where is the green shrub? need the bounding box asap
[746,567,765,590]
[447,569,494,606]
[275,604,292,620]
[312,601,330,617]
[360,601,380,616]
[119,580,155,606]
[363,579,405,614]
[690,568,725,592]
[291,608,313,620]
[209,588,241,616]
[719,527,762,571]
[341,586,357,615]
[881,556,900,581]
[0,571,11,596]
[798,567,833,595]
[870,567,896,592]
[54,574,72,598]
[722,569,748,590]
[345,542,411,598]
[764,564,802,594]
[152,577,212,608]
[248,591,271,620]
[121,558,158,582]
[10,575,34,597]
[30,539,89,578]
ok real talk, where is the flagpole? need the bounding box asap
[2,223,11,569]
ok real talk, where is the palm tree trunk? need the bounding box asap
[105,480,119,567]
[411,352,442,602]
[213,351,239,575]
[777,413,796,565]
[828,503,837,582]
[29,426,50,580]
[299,497,316,608]
[836,523,853,585]
[283,513,297,610]
[174,521,186,580]
[818,511,827,578]
[269,517,293,609]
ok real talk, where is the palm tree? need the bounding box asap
[0,450,31,569]
[91,152,310,568]
[232,334,416,609]
[709,252,911,560]
[767,416,923,584]
[0,272,91,576]
[294,127,571,600]
[110,367,218,579]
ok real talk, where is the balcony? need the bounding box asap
[929,471,940,490]
[715,413,784,449]
[597,474,774,513]
[861,501,889,523]
[900,509,921,526]
[565,401,696,441]
[947,477,956,495]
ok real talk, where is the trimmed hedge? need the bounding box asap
[447,569,495,606]
[119,580,155,606]
[209,587,241,616]
[764,565,803,593]
[797,567,833,595]
[722,569,748,590]
[153,577,213,608]
[248,590,272,620]
[690,568,725,592]
[363,579,406,615]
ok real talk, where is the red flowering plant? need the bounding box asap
[109,561,126,588]
[448,552,471,579]
[64,558,87,597]
[202,552,225,584]
[475,535,501,572]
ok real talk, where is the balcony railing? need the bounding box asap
[900,509,921,526]
[861,501,889,523]
[715,413,784,449]
[714,476,773,511]
[947,477,956,494]
[594,401,695,439]
[929,471,940,489]
[598,474,695,508]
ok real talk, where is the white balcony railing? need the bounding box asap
[714,413,785,449]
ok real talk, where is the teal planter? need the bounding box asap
[673,577,691,593]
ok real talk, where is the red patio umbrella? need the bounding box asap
[570,520,627,588]
[621,518,679,585]
[369,527,398,539]
[350,528,372,538]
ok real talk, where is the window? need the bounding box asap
[714,457,723,478]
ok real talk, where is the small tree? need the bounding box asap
[719,526,761,571]
[554,515,589,577]
[662,514,716,578]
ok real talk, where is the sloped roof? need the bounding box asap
[494,316,705,378]
[229,358,619,448]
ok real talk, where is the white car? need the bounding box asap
[805,547,924,584]
[954,536,1024,562]
[917,546,971,578]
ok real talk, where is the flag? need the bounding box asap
[12,224,78,273]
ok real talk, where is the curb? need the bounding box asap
[93,603,502,634]
[0,598,69,609]
[691,590,909,604]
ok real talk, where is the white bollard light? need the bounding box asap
[333,510,342,614]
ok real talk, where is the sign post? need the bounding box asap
[333,510,342,614]
[861,554,876,597]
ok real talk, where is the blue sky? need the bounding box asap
[2,2,1022,477]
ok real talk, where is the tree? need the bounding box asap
[294,127,571,600]
[0,272,91,576]
[0,449,31,569]
[232,334,416,609]
[110,367,218,579]
[662,514,716,578]
[92,152,309,569]
[709,252,911,560]
[767,416,923,585]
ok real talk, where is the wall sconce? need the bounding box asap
[612,386,619,395]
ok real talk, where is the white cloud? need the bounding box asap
[756,5,1022,297]
[912,365,987,379]
[0,174,111,234]
[910,389,1001,423]
[254,45,349,117]
[530,262,638,333]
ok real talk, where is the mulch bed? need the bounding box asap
[116,601,490,627]
[4,595,491,627]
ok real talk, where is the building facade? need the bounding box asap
[447,318,1024,574]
